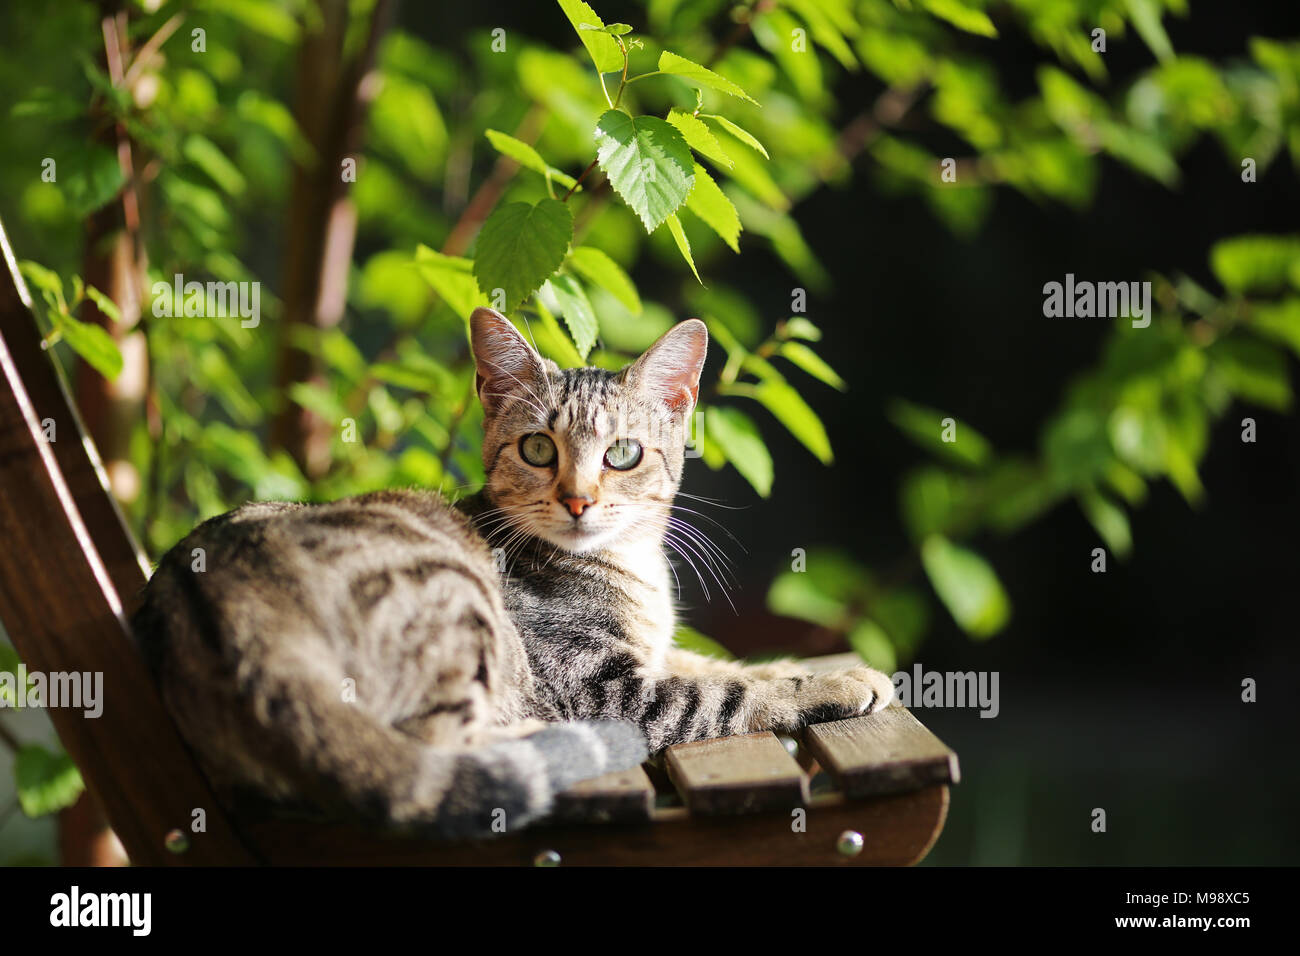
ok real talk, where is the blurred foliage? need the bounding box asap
[1,0,1299,856]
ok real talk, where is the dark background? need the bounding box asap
[413,1,1300,864]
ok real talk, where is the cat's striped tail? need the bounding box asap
[409,721,647,837]
[234,678,648,839]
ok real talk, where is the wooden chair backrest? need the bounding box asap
[0,215,255,864]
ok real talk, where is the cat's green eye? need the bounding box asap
[519,433,557,467]
[604,438,643,470]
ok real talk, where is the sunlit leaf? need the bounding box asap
[472,199,573,311]
[415,246,490,317]
[658,51,758,104]
[848,619,896,673]
[701,114,769,158]
[546,273,598,359]
[666,109,733,169]
[557,0,624,73]
[780,317,822,341]
[1126,0,1175,63]
[484,129,579,190]
[889,399,992,468]
[182,134,247,196]
[663,212,701,283]
[674,625,735,660]
[778,342,844,390]
[1211,235,1300,293]
[920,535,1010,639]
[1209,337,1292,410]
[685,164,741,252]
[1078,489,1133,558]
[54,313,123,380]
[567,246,640,313]
[15,745,84,818]
[706,405,773,496]
[594,110,695,233]
[921,0,998,37]
[767,549,872,627]
[753,380,833,464]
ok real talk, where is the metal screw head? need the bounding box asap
[836,830,864,857]
[533,849,561,867]
[164,829,190,854]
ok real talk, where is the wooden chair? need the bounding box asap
[0,217,958,866]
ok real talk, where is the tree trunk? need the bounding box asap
[270,0,392,479]
[60,1,145,867]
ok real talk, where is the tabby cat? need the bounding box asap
[133,307,892,839]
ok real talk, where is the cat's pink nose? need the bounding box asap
[560,495,594,517]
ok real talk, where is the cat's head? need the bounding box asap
[469,306,706,553]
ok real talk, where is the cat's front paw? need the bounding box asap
[795,667,894,724]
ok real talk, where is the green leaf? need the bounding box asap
[921,0,999,38]
[888,399,992,468]
[414,246,490,317]
[778,342,845,390]
[780,317,822,341]
[1125,0,1174,63]
[472,199,573,311]
[484,129,579,190]
[18,261,65,311]
[54,314,123,380]
[182,134,247,196]
[582,22,633,36]
[63,146,125,218]
[674,625,735,660]
[666,109,733,169]
[1251,299,1300,360]
[1210,235,1300,293]
[848,619,897,673]
[530,300,585,368]
[546,273,598,359]
[557,0,624,73]
[357,250,431,326]
[594,110,695,233]
[1210,338,1292,410]
[685,164,741,253]
[767,549,872,627]
[706,405,773,496]
[659,51,758,104]
[287,382,346,422]
[664,213,701,283]
[753,380,833,464]
[1078,489,1133,559]
[920,535,1010,639]
[83,285,121,323]
[15,745,84,818]
[567,246,641,313]
[701,115,769,159]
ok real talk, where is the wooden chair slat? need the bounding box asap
[801,705,960,798]
[0,219,256,865]
[551,765,656,824]
[665,731,809,815]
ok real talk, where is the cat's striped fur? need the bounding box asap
[132,307,891,838]
[133,492,646,839]
[459,308,893,752]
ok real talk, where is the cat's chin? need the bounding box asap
[537,523,617,554]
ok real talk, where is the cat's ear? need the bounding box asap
[470,307,549,417]
[624,319,708,414]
